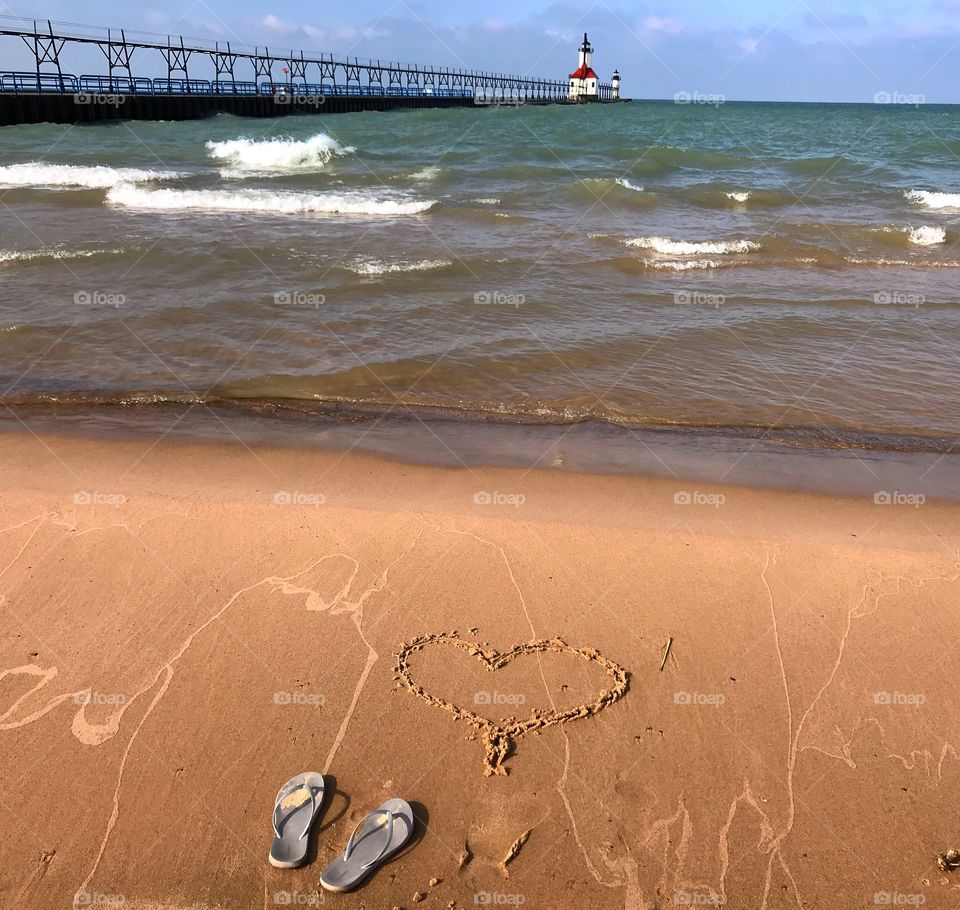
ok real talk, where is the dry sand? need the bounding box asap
[1,430,959,909]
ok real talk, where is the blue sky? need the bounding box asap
[4,0,960,101]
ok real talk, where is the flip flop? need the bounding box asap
[269,772,326,868]
[319,798,415,892]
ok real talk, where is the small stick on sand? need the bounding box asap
[659,637,673,672]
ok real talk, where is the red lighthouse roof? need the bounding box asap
[570,63,598,80]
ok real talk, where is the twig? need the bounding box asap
[659,637,673,672]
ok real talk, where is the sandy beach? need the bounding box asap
[1,429,959,909]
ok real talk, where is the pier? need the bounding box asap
[0,17,619,125]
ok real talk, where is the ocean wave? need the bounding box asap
[615,177,645,192]
[845,257,960,268]
[106,183,436,216]
[0,163,182,189]
[626,236,759,255]
[206,133,353,172]
[726,191,751,203]
[409,166,445,182]
[875,225,947,246]
[905,190,960,210]
[0,247,129,263]
[907,225,946,245]
[647,259,726,271]
[347,258,453,276]
[475,197,501,205]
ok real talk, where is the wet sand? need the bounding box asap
[1,430,959,909]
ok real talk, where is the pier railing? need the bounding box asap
[0,16,570,101]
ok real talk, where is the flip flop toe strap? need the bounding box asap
[273,780,318,841]
[344,808,395,870]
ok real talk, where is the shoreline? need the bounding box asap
[3,404,959,502]
[1,430,959,909]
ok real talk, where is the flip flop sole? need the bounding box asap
[319,798,415,892]
[269,772,326,869]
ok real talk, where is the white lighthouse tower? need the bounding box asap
[611,69,621,100]
[568,33,598,101]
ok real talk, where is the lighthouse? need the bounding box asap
[611,69,621,100]
[568,33,599,101]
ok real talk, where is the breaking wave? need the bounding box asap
[905,190,960,210]
[106,183,436,216]
[0,163,182,189]
[347,258,454,275]
[206,133,354,172]
[626,236,760,255]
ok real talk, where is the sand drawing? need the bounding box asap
[394,631,629,776]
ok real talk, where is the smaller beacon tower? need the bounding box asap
[568,33,598,101]
[611,69,621,100]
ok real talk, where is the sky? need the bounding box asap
[3,0,960,102]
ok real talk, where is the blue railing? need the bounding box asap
[0,71,519,99]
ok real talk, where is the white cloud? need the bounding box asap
[643,16,684,34]
[738,37,759,54]
[260,14,294,33]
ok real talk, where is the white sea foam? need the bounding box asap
[726,191,751,203]
[626,236,759,255]
[847,256,960,268]
[877,224,947,245]
[907,225,946,245]
[0,247,128,263]
[615,177,645,192]
[905,190,960,210]
[0,163,182,189]
[410,166,444,181]
[106,183,436,216]
[347,258,453,276]
[648,259,725,271]
[206,134,353,172]
[476,197,501,205]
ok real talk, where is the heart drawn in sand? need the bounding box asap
[394,632,630,777]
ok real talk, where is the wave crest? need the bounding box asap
[0,163,182,189]
[206,133,353,172]
[347,258,453,276]
[106,184,435,216]
[626,236,759,255]
[905,190,960,210]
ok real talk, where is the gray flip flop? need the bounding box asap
[319,798,415,892]
[269,772,326,869]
